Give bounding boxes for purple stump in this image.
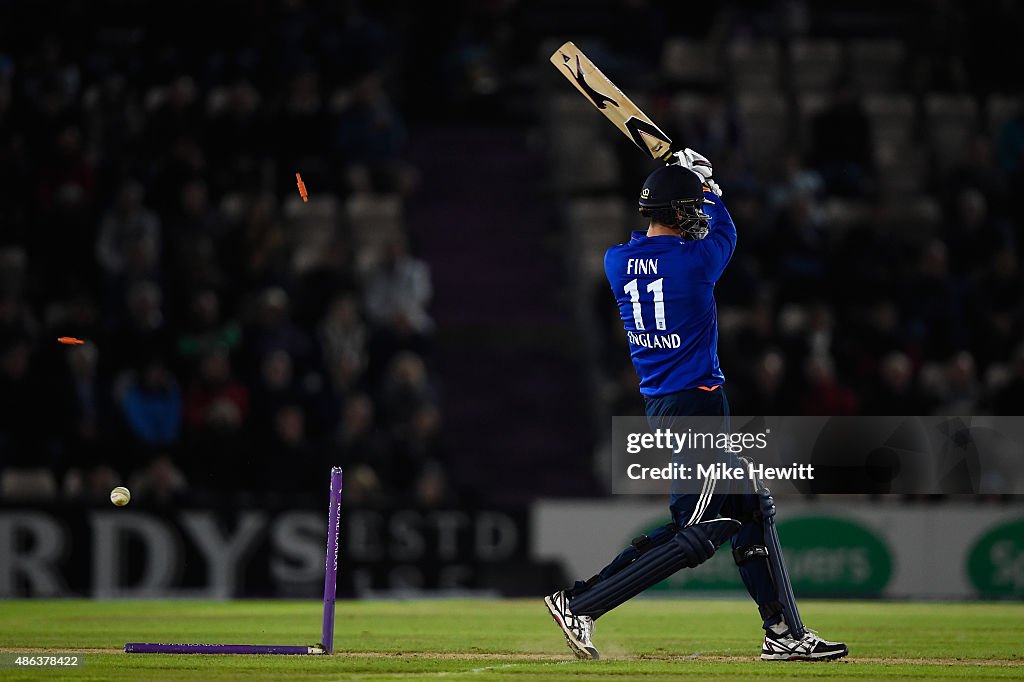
[321,466,343,654]
[124,643,324,655]
[125,467,344,657]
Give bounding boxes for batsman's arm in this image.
[699,191,737,280]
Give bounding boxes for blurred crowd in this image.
[575,3,1024,423]
[0,2,450,505]
[1,0,1023,505]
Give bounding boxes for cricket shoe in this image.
[761,624,848,661]
[544,590,599,660]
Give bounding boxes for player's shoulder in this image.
[605,240,630,256]
[604,237,642,265]
[604,239,634,278]
[604,236,635,257]
[607,235,688,257]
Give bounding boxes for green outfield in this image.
[1,599,1022,681]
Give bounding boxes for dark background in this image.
[1,0,1023,509]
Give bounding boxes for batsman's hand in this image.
[758,489,777,519]
[670,148,723,197]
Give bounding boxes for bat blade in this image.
[550,41,674,161]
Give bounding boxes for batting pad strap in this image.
[733,544,768,565]
[569,518,740,619]
[631,523,680,554]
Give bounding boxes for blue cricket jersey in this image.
[604,191,737,396]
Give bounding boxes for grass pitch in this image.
[1,599,1022,681]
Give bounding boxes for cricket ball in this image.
[110,486,131,506]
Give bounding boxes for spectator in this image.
[81,73,143,176]
[183,347,249,432]
[319,293,368,392]
[943,189,1015,276]
[251,348,301,424]
[742,349,798,415]
[332,392,393,485]
[109,280,172,370]
[732,296,778,365]
[850,299,912,378]
[146,76,202,163]
[901,240,968,361]
[259,404,320,496]
[772,192,828,300]
[393,403,445,494]
[378,351,436,431]
[413,460,456,507]
[293,239,359,329]
[176,289,242,361]
[166,180,227,294]
[96,180,161,278]
[938,351,981,414]
[0,2,454,503]
[864,351,933,415]
[226,193,289,291]
[765,152,824,211]
[183,378,250,496]
[333,71,417,195]
[129,453,188,505]
[363,237,433,335]
[244,287,314,370]
[116,356,182,453]
[342,463,387,507]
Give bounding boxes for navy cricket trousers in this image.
[642,385,735,526]
[582,385,781,627]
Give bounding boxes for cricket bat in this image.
[550,41,674,162]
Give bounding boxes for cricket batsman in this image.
[544,150,848,661]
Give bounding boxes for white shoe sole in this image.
[761,646,848,661]
[544,595,599,660]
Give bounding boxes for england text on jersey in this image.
[603,191,737,396]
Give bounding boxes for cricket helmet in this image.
[638,165,712,240]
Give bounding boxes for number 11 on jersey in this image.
[624,278,665,331]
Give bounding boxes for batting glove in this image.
[670,148,723,197]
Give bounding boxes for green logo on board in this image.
[632,515,892,596]
[776,517,892,596]
[967,519,1024,598]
